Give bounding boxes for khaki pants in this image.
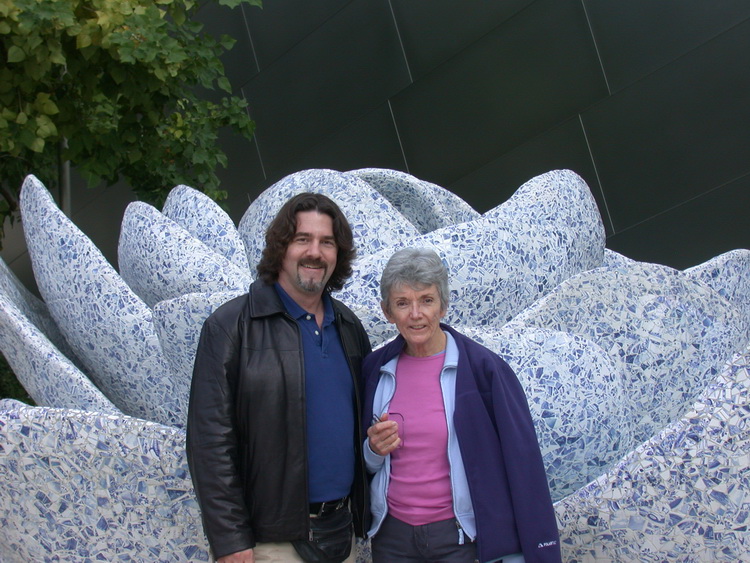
[253,538,356,562]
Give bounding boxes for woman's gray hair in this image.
[380,247,449,313]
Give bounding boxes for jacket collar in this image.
[380,330,458,376]
[375,322,458,366]
[247,279,286,318]
[246,278,355,326]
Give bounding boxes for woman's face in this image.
[382,283,446,357]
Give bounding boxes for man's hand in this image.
[367,412,401,455]
[218,548,254,562]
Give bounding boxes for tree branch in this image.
[0,183,19,213]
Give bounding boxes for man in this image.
[187,192,372,562]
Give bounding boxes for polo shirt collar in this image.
[274,282,334,325]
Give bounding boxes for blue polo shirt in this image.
[275,284,355,502]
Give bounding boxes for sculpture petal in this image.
[0,289,120,414]
[19,175,180,427]
[162,184,250,272]
[0,404,208,560]
[458,324,624,502]
[119,201,252,308]
[238,169,420,266]
[348,167,479,233]
[0,255,80,366]
[685,248,750,318]
[511,262,750,447]
[555,347,750,560]
[152,291,245,401]
[336,169,606,345]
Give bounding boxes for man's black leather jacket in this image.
[186,280,372,559]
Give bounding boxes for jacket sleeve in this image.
[353,312,373,363]
[488,355,562,563]
[186,316,254,559]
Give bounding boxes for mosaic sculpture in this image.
[0,169,748,562]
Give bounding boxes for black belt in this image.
[309,496,348,518]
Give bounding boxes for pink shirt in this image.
[386,351,454,525]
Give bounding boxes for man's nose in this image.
[306,239,322,257]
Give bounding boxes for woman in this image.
[363,248,561,563]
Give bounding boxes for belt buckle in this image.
[311,497,346,518]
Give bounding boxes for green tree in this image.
[0,0,260,246]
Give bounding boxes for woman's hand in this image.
[367,412,401,455]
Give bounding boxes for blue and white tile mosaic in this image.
[0,403,209,561]
[151,290,245,401]
[19,176,183,427]
[457,323,624,502]
[555,346,750,561]
[0,256,79,364]
[0,284,119,415]
[602,247,638,269]
[238,169,421,267]
[686,248,750,320]
[119,201,252,308]
[348,168,480,234]
[162,184,251,273]
[1,169,749,561]
[336,169,606,346]
[509,262,750,449]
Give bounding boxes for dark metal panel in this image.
[390,0,534,79]
[606,173,750,270]
[390,0,607,188]
[284,104,408,179]
[584,0,750,93]
[244,0,410,179]
[582,19,750,232]
[448,118,609,233]
[196,1,260,90]
[244,0,351,70]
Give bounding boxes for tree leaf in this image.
[29,137,44,152]
[35,115,58,138]
[76,31,92,49]
[217,76,231,93]
[34,93,60,115]
[0,0,262,246]
[7,45,25,63]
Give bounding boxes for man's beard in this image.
[296,261,328,293]
[296,274,326,294]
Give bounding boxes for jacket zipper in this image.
[284,311,311,540]
[336,309,368,535]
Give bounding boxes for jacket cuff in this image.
[363,439,386,473]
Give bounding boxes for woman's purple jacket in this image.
[361,324,562,563]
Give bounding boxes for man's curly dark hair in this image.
[256,192,356,292]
